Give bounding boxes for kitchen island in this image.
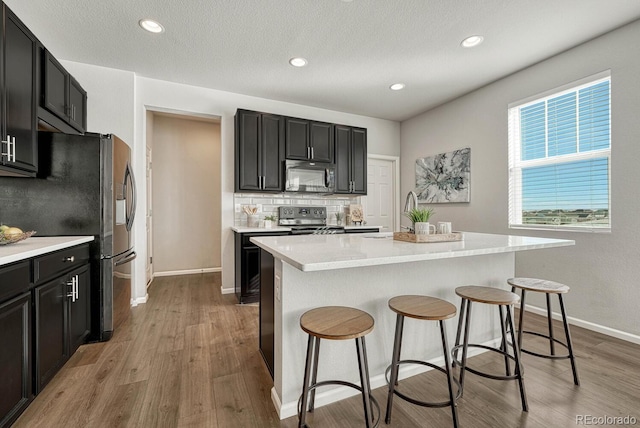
[250,231,574,419]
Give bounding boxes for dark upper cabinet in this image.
[285,117,333,163]
[0,261,32,428]
[0,5,37,177]
[334,125,367,195]
[235,109,284,192]
[42,50,86,133]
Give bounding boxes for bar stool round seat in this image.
[452,285,528,412]
[385,296,461,427]
[507,277,580,386]
[298,306,380,428]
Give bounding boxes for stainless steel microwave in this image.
[285,160,335,193]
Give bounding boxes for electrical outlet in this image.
[275,275,281,302]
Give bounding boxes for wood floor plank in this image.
[13,273,640,428]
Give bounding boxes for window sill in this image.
[509,224,611,234]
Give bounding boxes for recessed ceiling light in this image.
[461,35,484,48]
[139,19,164,34]
[389,83,405,91]
[289,57,308,67]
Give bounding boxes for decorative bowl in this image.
[0,231,36,245]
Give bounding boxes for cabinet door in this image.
[69,265,90,354]
[261,113,284,191]
[351,127,367,194]
[285,117,310,160]
[68,76,86,133]
[0,293,32,428]
[334,125,352,193]
[34,277,68,393]
[42,50,68,122]
[309,121,333,163]
[235,110,262,191]
[2,6,37,174]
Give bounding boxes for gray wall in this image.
[401,20,640,336]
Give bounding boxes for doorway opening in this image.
[145,109,222,286]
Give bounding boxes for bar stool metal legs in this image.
[508,277,580,386]
[385,296,461,427]
[452,286,528,412]
[298,306,380,428]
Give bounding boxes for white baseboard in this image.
[221,286,235,295]
[277,338,501,420]
[130,294,148,307]
[154,267,221,277]
[521,304,640,345]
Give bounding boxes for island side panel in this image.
[273,251,515,419]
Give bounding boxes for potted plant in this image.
[334,212,344,226]
[264,214,277,229]
[404,207,435,234]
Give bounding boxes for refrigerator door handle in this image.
[115,251,137,266]
[124,162,137,231]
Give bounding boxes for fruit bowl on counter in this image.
[0,225,36,245]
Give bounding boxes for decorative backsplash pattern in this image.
[234,193,360,226]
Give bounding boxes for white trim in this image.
[153,267,222,277]
[366,154,401,232]
[221,286,235,295]
[520,304,640,345]
[275,337,501,420]
[130,293,149,307]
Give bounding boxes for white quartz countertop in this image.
[0,236,95,267]
[250,231,575,272]
[231,225,382,233]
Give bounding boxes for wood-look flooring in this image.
[14,273,640,427]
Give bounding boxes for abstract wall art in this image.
[415,148,470,203]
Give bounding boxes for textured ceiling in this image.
[6,0,640,121]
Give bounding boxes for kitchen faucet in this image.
[404,190,418,213]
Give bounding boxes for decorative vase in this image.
[264,220,273,229]
[247,214,259,228]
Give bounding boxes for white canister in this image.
[437,222,452,234]
[414,222,436,235]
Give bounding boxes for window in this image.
[508,73,611,231]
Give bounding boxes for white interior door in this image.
[362,156,398,232]
[146,145,153,287]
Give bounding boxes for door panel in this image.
[261,114,284,191]
[69,266,91,354]
[43,51,68,121]
[309,121,333,163]
[236,110,261,191]
[362,158,395,232]
[285,117,309,160]
[334,125,352,193]
[351,128,367,194]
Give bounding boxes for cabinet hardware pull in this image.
[307,146,310,159]
[311,147,314,159]
[1,137,9,160]
[67,276,77,302]
[10,136,16,162]
[74,275,79,300]
[64,255,75,262]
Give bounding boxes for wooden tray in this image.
[393,231,463,243]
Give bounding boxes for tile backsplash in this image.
[234,193,361,226]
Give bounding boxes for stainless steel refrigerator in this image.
[0,131,137,341]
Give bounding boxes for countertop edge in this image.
[0,236,95,267]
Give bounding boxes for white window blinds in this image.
[508,74,611,231]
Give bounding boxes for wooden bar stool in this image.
[452,285,528,412]
[385,296,461,427]
[507,277,580,386]
[298,306,380,428]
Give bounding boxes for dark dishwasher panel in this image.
[234,230,289,304]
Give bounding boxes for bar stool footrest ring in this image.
[516,330,573,360]
[385,359,462,408]
[297,380,381,428]
[451,344,521,381]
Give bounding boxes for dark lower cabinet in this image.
[0,292,32,428]
[34,261,90,394]
[259,249,275,378]
[34,277,68,393]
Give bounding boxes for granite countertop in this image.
[250,231,575,272]
[0,236,95,267]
